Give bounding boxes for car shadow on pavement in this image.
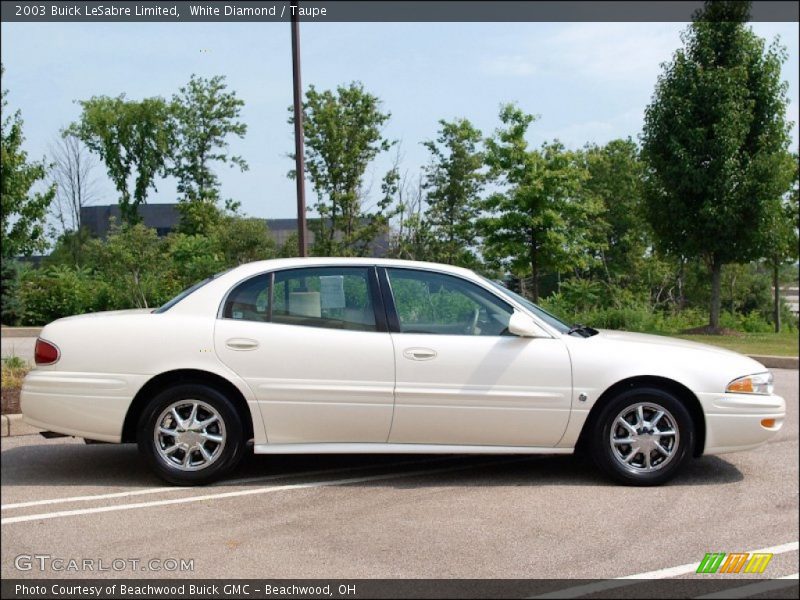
[1,439,743,488]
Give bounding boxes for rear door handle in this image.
[226,338,259,351]
[403,347,437,361]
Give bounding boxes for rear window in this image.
[154,271,227,313]
[222,267,377,332]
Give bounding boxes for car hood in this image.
[594,329,744,358]
[563,328,768,394]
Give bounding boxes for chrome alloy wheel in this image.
[609,402,680,473]
[154,400,226,471]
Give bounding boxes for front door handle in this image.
[403,347,437,361]
[226,338,259,351]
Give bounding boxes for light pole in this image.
[290,1,308,257]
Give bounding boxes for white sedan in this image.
[21,258,785,486]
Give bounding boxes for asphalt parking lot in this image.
[1,370,797,585]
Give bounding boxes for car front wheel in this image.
[137,384,245,485]
[590,387,695,486]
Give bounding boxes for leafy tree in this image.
[289,82,396,256]
[276,231,300,258]
[641,1,794,331]
[422,118,484,266]
[762,154,799,331]
[68,95,172,224]
[581,139,649,291]
[481,104,594,301]
[210,214,276,266]
[84,222,167,308]
[170,75,248,234]
[1,65,56,259]
[165,232,225,289]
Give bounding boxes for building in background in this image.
[80,204,389,257]
[781,286,799,317]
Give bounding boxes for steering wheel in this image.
[469,307,480,335]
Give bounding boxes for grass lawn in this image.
[673,330,799,356]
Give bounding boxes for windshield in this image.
[153,270,228,314]
[482,278,572,334]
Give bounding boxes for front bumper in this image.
[699,392,786,455]
[20,371,143,443]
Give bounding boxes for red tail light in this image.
[34,338,60,365]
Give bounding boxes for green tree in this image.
[641,1,794,331]
[481,104,593,301]
[289,82,395,256]
[84,223,167,308]
[762,154,799,332]
[210,214,276,266]
[422,118,484,266]
[170,74,248,234]
[1,66,55,259]
[581,139,649,290]
[68,95,172,224]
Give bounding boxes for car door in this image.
[214,265,395,444]
[383,267,572,447]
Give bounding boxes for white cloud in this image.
[542,23,683,84]
[539,107,645,148]
[480,54,537,77]
[474,23,683,86]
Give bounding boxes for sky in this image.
[1,20,798,220]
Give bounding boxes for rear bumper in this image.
[20,371,142,443]
[699,392,786,455]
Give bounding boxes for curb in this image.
[0,414,42,438]
[748,355,799,370]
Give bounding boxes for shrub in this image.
[1,355,30,388]
[719,310,774,333]
[17,265,100,325]
[166,233,226,289]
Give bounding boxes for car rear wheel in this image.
[590,387,694,486]
[137,384,245,485]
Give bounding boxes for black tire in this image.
[137,383,246,485]
[590,387,695,486]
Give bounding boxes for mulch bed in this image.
[1,387,21,415]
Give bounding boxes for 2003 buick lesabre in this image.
[21,258,785,486]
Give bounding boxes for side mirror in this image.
[508,310,546,338]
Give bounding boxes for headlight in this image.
[726,372,774,395]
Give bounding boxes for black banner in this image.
[1,1,798,23]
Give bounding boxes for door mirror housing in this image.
[508,310,547,338]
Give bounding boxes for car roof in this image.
[224,257,478,279]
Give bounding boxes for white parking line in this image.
[694,573,799,599]
[1,486,182,510]
[1,456,457,511]
[619,541,799,579]
[531,541,799,598]
[1,457,529,525]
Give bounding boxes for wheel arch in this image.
[122,369,255,443]
[576,375,706,457]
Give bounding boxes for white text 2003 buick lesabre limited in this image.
[21,258,785,486]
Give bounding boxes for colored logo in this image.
[697,552,773,574]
